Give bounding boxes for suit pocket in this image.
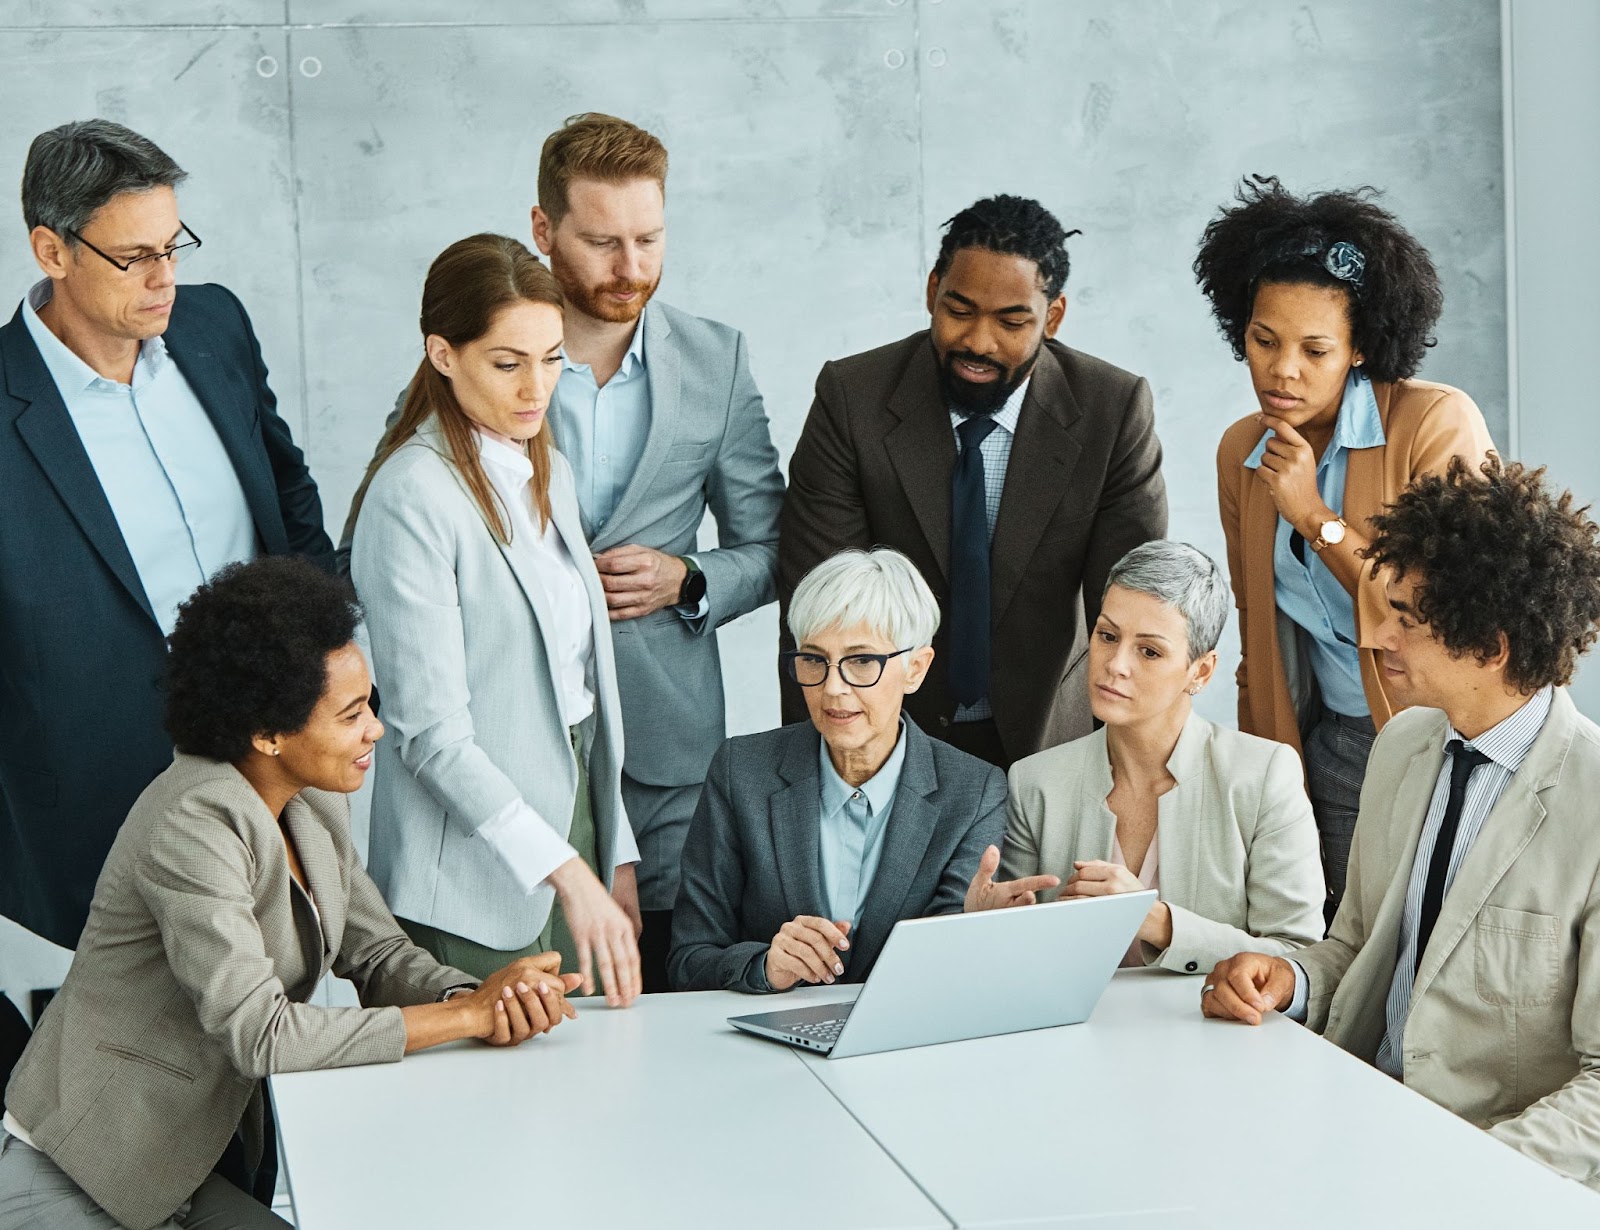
[95,1042,196,1082]
[663,440,713,467]
[1475,905,1561,1007]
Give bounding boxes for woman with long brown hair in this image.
[349,233,642,1006]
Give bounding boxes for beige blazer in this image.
[1298,691,1600,1191]
[1216,379,1495,754]
[3,754,473,1230]
[1002,712,1324,973]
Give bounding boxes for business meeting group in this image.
[1,111,1599,1229]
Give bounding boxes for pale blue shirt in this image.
[1244,371,1385,717]
[817,721,909,927]
[21,281,258,635]
[948,377,1030,722]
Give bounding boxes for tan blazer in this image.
[1216,379,1495,753]
[4,754,473,1230]
[1002,713,1324,974]
[1298,691,1600,1191]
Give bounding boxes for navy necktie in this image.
[948,414,999,708]
[1414,739,1491,974]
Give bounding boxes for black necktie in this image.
[1414,740,1492,974]
[948,415,999,708]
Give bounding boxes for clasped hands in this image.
[462,952,583,1047]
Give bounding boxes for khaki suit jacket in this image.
[4,754,472,1230]
[780,333,1166,764]
[1002,712,1324,973]
[1216,379,1494,753]
[1297,691,1600,1191]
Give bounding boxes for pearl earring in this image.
[271,748,280,757]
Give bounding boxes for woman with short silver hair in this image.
[669,547,1006,992]
[967,540,1326,973]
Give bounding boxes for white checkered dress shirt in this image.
[947,377,1029,721]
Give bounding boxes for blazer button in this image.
[1184,961,1198,972]
[938,716,950,727]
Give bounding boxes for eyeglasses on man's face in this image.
[68,222,202,273]
[782,647,913,688]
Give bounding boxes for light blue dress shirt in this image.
[1244,371,1385,717]
[947,376,1030,722]
[549,313,650,537]
[21,281,258,635]
[817,720,909,927]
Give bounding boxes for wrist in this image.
[1298,505,1338,543]
[546,855,587,897]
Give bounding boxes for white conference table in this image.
[273,971,1600,1229]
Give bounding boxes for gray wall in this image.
[0,1,1508,986]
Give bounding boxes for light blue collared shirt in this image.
[817,721,909,927]
[1244,371,1385,717]
[549,314,650,538]
[948,377,1030,723]
[21,281,258,635]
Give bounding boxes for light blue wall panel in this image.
[0,1,283,26]
[288,0,895,24]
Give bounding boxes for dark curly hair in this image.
[933,194,1080,300]
[1193,175,1443,383]
[164,556,363,762]
[1366,457,1600,693]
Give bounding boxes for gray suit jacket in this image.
[4,754,470,1230]
[1297,691,1600,1191]
[668,718,1007,992]
[351,422,638,950]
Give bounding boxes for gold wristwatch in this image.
[1310,516,1348,554]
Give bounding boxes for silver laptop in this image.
[728,889,1156,1059]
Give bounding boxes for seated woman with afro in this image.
[0,557,582,1230]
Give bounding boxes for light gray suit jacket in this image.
[1297,691,1600,1191]
[340,301,783,908]
[351,422,638,950]
[3,754,471,1230]
[668,718,1007,992]
[1003,713,1325,974]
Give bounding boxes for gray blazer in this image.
[1003,713,1325,974]
[668,718,1007,992]
[351,422,638,951]
[3,754,470,1230]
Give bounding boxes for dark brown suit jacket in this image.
[779,332,1167,765]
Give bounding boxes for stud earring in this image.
[271,748,280,757]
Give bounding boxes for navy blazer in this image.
[0,282,332,948]
[668,717,1006,993]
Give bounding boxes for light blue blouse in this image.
[1244,372,1385,717]
[817,721,908,927]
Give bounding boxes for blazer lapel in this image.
[883,339,956,581]
[990,351,1083,625]
[1412,694,1575,1000]
[769,727,826,921]
[1157,715,1210,902]
[163,302,286,555]
[282,796,343,961]
[3,311,158,627]
[590,304,676,550]
[850,724,941,972]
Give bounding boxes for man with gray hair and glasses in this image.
[0,120,332,956]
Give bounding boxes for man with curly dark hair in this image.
[1199,175,1496,916]
[1203,458,1600,1192]
[780,194,1167,768]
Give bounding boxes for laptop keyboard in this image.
[785,1016,848,1047]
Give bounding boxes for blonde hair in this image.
[537,112,667,226]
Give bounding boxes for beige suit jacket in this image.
[4,754,473,1230]
[1297,690,1600,1190]
[1002,712,1324,973]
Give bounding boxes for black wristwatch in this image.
[677,555,707,607]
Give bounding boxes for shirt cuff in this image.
[477,798,578,895]
[1286,960,1310,1022]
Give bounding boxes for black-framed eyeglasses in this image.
[68,221,202,273]
[782,647,913,688]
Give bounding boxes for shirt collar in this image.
[475,428,534,483]
[947,374,1030,436]
[1243,371,1386,469]
[21,278,171,393]
[1444,685,1554,774]
[819,718,908,822]
[560,310,647,378]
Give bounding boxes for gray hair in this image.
[1103,540,1230,661]
[21,119,186,239]
[788,547,940,651]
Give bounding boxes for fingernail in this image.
[516,982,530,994]
[834,962,844,975]
[824,975,834,984]
[502,986,513,999]
[537,982,551,994]
[839,940,850,949]
[496,1000,505,1012]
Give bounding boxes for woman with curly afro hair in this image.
[0,557,581,1230]
[1196,176,1495,915]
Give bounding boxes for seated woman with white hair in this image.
[668,547,1006,992]
[967,540,1325,972]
